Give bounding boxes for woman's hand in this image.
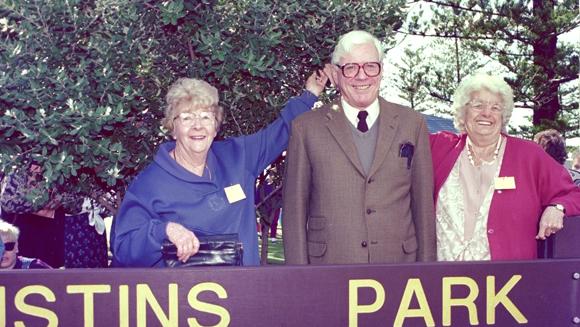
[535,206,564,240]
[305,69,329,97]
[166,222,200,262]
[323,63,337,88]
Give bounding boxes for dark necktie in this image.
[357,110,369,133]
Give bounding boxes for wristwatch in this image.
[549,203,566,214]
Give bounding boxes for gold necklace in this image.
[466,136,502,167]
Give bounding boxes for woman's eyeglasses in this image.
[174,112,215,127]
[468,100,504,113]
[3,242,16,251]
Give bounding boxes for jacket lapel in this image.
[368,98,398,177]
[324,100,366,177]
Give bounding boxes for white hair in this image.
[452,73,514,132]
[0,220,19,242]
[331,30,384,64]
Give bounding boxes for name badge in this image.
[224,184,246,204]
[494,176,516,190]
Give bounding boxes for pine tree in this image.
[403,0,579,135]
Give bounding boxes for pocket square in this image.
[399,142,414,169]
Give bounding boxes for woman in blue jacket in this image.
[112,72,327,267]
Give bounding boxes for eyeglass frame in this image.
[467,100,504,113]
[336,62,382,78]
[173,111,216,127]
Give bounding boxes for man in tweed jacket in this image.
[283,30,436,264]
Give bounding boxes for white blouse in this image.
[436,137,506,261]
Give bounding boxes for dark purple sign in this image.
[1,259,579,326]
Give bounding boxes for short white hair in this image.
[331,30,384,64]
[452,73,514,132]
[0,220,19,242]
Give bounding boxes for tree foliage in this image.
[402,0,579,137]
[390,47,430,112]
[0,0,406,213]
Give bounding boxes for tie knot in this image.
[357,110,368,120]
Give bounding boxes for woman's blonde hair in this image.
[161,78,225,131]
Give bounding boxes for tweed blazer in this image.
[283,97,436,265]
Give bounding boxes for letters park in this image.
[1,259,579,326]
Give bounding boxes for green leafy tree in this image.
[0,0,406,213]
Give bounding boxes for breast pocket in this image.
[397,141,415,170]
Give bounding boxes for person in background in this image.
[572,149,580,170]
[534,129,580,186]
[1,163,108,268]
[0,220,52,269]
[255,167,282,242]
[283,30,435,265]
[112,72,328,267]
[533,129,567,165]
[430,73,580,261]
[569,148,580,187]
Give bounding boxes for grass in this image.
[257,233,285,265]
[266,236,285,264]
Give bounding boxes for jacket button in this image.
[366,209,372,214]
[368,178,374,184]
[361,241,368,247]
[488,229,494,234]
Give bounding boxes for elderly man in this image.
[283,30,436,265]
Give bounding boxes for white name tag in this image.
[224,184,246,204]
[494,176,516,190]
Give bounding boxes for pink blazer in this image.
[430,132,580,260]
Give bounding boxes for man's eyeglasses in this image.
[337,62,381,78]
[468,100,504,113]
[173,112,215,127]
[3,242,16,251]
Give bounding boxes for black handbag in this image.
[161,234,243,267]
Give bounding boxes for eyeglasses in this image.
[468,100,504,113]
[3,242,16,251]
[337,62,381,78]
[173,112,215,127]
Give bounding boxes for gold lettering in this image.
[14,285,58,327]
[119,285,129,327]
[394,278,434,327]
[348,279,385,327]
[136,283,178,327]
[66,284,111,327]
[0,286,5,326]
[486,275,527,324]
[442,277,479,326]
[187,282,230,327]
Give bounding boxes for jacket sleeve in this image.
[411,118,436,261]
[242,91,317,176]
[282,120,311,264]
[111,188,169,267]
